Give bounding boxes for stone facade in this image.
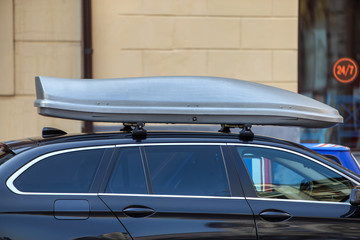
[0,0,82,141]
[92,0,298,91]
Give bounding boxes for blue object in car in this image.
[303,143,360,175]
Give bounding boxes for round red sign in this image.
[333,57,359,83]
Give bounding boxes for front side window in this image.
[145,145,231,197]
[238,146,354,202]
[13,148,104,193]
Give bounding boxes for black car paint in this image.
[1,132,360,239]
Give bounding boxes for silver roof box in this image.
[34,76,343,128]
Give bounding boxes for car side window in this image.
[13,148,104,193]
[145,145,231,197]
[106,147,147,194]
[238,146,354,202]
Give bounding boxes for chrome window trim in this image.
[246,197,350,205]
[99,193,245,200]
[6,145,115,195]
[115,143,227,148]
[227,143,360,185]
[8,142,358,200]
[7,143,229,196]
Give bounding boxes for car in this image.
[303,143,360,175]
[1,76,360,240]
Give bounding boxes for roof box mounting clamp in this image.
[132,122,147,140]
[239,124,254,141]
[218,124,231,133]
[120,123,134,132]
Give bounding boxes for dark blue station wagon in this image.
[1,130,360,240]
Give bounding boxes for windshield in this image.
[0,144,15,166]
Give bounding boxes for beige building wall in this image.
[0,0,299,140]
[92,0,298,92]
[0,0,82,141]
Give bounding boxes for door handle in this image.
[259,210,292,222]
[123,206,155,218]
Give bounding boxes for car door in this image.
[230,143,360,240]
[99,143,257,240]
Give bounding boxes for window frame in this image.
[228,143,360,203]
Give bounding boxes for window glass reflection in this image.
[299,0,360,150]
[239,146,353,202]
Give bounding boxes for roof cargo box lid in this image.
[34,76,343,128]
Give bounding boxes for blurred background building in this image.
[299,0,360,150]
[0,0,358,151]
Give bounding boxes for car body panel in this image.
[246,199,360,240]
[99,194,257,240]
[0,195,131,240]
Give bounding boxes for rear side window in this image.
[13,148,104,193]
[145,145,231,197]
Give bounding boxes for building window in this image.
[299,0,360,150]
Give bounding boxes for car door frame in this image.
[98,142,258,240]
